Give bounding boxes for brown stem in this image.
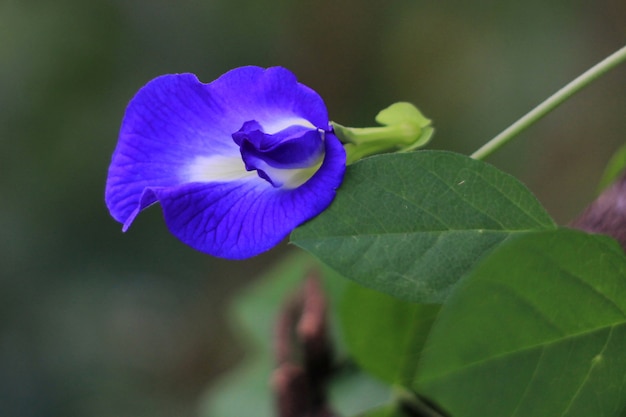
[273,271,338,417]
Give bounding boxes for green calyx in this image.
[332,102,434,165]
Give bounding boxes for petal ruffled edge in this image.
[207,66,330,131]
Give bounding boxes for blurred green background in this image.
[1,0,624,416]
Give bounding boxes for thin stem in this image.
[393,387,449,417]
[471,45,626,160]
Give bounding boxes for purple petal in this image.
[208,66,330,131]
[234,123,324,169]
[106,66,329,225]
[145,133,345,259]
[105,73,240,225]
[105,66,345,259]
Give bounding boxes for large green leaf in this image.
[415,229,626,417]
[291,151,555,303]
[340,282,440,385]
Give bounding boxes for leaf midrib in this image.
[295,228,547,241]
[418,320,626,384]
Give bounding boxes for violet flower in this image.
[105,66,345,259]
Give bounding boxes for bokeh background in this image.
[1,0,625,416]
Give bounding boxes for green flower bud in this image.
[332,102,434,164]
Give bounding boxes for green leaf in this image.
[330,369,393,417]
[291,151,556,303]
[340,282,440,385]
[415,229,626,417]
[598,143,626,191]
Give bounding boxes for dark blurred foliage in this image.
[0,0,624,416]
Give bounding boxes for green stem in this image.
[332,122,422,147]
[393,387,447,417]
[471,45,626,161]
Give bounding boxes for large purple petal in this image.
[106,66,330,228]
[105,73,237,225]
[148,133,345,259]
[207,66,330,131]
[105,66,345,259]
